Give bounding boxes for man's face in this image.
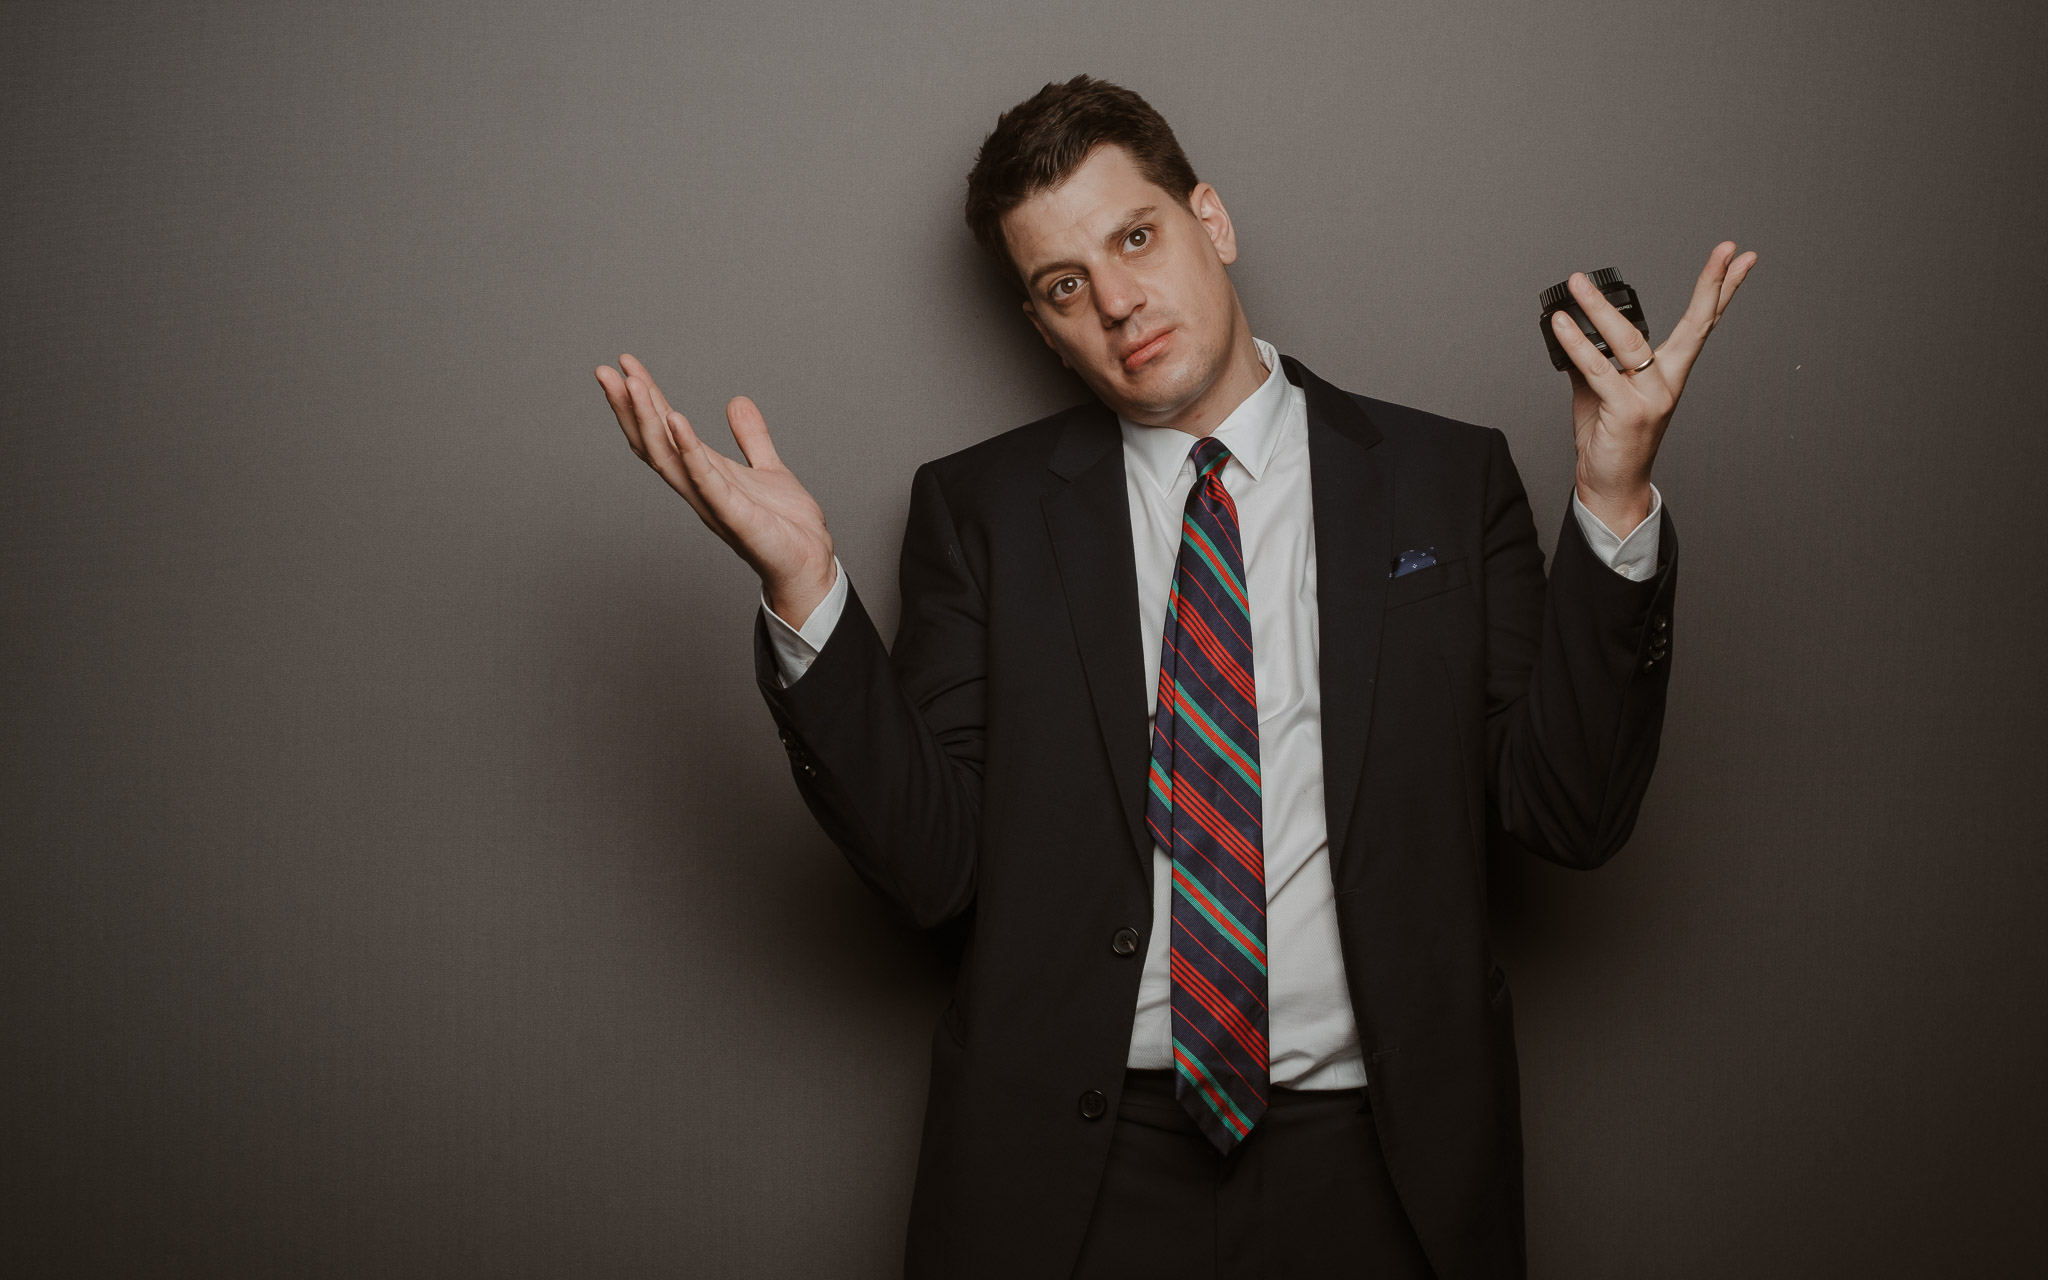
[1001,144,1246,427]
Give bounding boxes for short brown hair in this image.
[964,75,1200,285]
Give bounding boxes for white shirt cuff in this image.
[760,558,847,687]
[1571,485,1663,582]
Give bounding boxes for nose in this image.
[1092,261,1144,327]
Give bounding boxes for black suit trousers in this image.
[1072,1071,1435,1279]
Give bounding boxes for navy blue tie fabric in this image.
[1144,436,1269,1153]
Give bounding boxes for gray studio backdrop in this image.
[4,1,2043,1275]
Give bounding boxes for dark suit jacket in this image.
[755,356,1677,1279]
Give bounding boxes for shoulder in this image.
[1350,392,1504,465]
[924,402,1090,476]
[908,400,1101,517]
[1316,381,1523,512]
[1280,354,1507,471]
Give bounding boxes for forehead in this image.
[1000,144,1177,278]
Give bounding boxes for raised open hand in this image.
[1552,241,1758,534]
[596,354,837,624]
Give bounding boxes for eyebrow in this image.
[1025,204,1160,293]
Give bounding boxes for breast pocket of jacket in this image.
[1385,555,1471,610]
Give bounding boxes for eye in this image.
[1050,276,1082,300]
[1125,227,1150,250]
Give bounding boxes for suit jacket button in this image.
[1652,614,1670,633]
[1079,1090,1108,1120]
[1111,927,1140,957]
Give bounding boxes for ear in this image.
[1020,299,1073,369]
[1188,182,1238,267]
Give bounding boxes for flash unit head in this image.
[1540,267,1649,371]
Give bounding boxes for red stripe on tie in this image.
[1167,685,1260,786]
[1178,1014,1262,1103]
[1203,475,1241,529]
[1180,572,1253,651]
[1173,1028,1260,1116]
[1179,1018,1267,1119]
[1172,1044,1251,1136]
[1173,785,1263,879]
[1171,949,1269,1061]
[1207,495,1245,561]
[1182,521,1250,616]
[1172,640,1258,740]
[1175,751,1261,829]
[1179,608,1255,703]
[1167,826,1264,921]
[1183,925,1269,1009]
[1170,866,1269,969]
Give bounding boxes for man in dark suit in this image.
[597,76,1754,1279]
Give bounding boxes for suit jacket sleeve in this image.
[754,462,986,927]
[1481,428,1678,869]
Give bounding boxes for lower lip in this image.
[1122,331,1172,373]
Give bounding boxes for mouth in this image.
[1119,328,1174,374]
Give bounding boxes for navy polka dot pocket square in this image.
[1390,547,1437,578]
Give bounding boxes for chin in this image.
[1114,351,1213,422]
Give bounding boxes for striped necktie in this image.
[1145,436,1268,1154]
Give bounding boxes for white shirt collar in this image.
[1120,337,1291,495]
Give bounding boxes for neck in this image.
[1143,313,1268,439]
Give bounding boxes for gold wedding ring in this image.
[1626,353,1657,374]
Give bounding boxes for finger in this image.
[1715,250,1758,317]
[596,365,650,458]
[724,395,784,469]
[624,374,674,465]
[626,375,719,518]
[1568,272,1654,372]
[617,353,677,423]
[639,406,725,527]
[1552,308,1623,390]
[666,409,757,530]
[1660,242,1739,365]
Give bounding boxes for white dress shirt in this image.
[761,340,1661,1089]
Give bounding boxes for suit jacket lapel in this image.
[1284,356,1392,870]
[1041,403,1154,878]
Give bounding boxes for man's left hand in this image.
[1555,241,1758,534]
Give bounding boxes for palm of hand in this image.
[1569,361,1668,502]
[712,457,832,584]
[595,354,837,618]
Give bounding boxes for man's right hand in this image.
[596,354,838,627]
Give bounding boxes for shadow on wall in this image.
[532,540,961,1028]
